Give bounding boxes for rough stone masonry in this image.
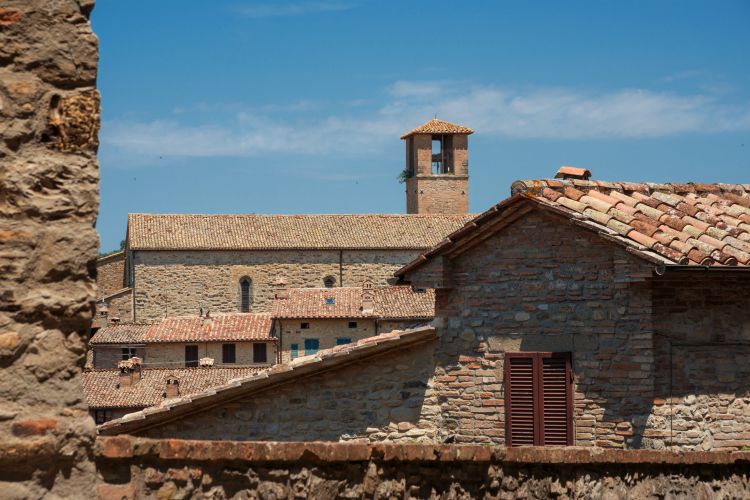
[0,0,99,497]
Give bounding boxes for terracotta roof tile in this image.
[272,286,435,320]
[81,367,265,409]
[128,214,474,251]
[90,324,149,345]
[399,119,474,139]
[145,313,274,343]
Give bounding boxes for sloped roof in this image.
[400,119,474,139]
[98,325,436,434]
[396,179,750,277]
[90,314,275,345]
[145,313,275,343]
[271,286,435,319]
[127,213,474,251]
[82,367,265,409]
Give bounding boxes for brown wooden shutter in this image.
[505,352,573,446]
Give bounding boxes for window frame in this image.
[222,343,236,364]
[121,346,136,360]
[290,343,298,359]
[348,321,357,329]
[336,338,352,345]
[304,338,319,356]
[300,322,310,330]
[504,352,573,447]
[253,342,268,363]
[240,277,252,312]
[94,409,113,425]
[185,344,199,368]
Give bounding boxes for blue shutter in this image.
[336,338,352,345]
[304,338,319,355]
[290,344,298,359]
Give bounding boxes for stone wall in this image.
[95,437,750,499]
[147,341,276,368]
[650,273,750,451]
[132,249,418,321]
[141,340,440,441]
[93,345,146,369]
[0,0,99,496]
[277,318,376,362]
[96,251,125,298]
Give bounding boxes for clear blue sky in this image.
[93,1,750,252]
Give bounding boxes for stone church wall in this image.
[132,249,419,321]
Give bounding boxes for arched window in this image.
[323,276,336,288]
[240,277,252,312]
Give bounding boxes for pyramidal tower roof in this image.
[400,118,474,139]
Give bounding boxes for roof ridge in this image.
[512,179,750,195]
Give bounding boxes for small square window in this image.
[325,297,335,305]
[301,322,310,329]
[348,321,357,328]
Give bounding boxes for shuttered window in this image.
[504,352,573,446]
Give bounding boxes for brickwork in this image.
[132,249,418,321]
[94,437,750,499]
[649,274,750,450]
[96,251,126,298]
[141,340,440,441]
[406,132,469,214]
[277,318,376,363]
[0,0,100,496]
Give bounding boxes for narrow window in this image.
[304,338,319,356]
[185,345,199,368]
[94,409,113,425]
[222,343,236,364]
[504,352,573,446]
[121,347,136,360]
[336,338,352,345]
[253,343,267,363]
[240,277,252,312]
[348,321,357,329]
[324,276,336,288]
[300,322,310,330]
[290,343,298,359]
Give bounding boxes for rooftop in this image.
[397,175,750,276]
[272,286,435,319]
[127,213,474,251]
[400,118,474,139]
[82,367,266,409]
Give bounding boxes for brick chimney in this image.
[555,166,591,180]
[165,377,179,398]
[361,279,375,314]
[273,277,288,299]
[130,356,143,383]
[118,360,133,388]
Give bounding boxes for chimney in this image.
[165,377,179,398]
[273,277,288,299]
[110,317,120,325]
[555,166,591,180]
[361,279,375,314]
[130,356,143,383]
[99,300,109,327]
[199,357,214,368]
[118,360,133,388]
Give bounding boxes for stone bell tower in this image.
[401,118,473,214]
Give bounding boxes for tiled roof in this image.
[98,325,436,434]
[90,324,150,345]
[145,313,275,343]
[90,314,275,345]
[127,213,474,251]
[396,179,750,277]
[272,286,435,319]
[400,119,474,139]
[82,367,265,409]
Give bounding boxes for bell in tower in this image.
[401,118,473,215]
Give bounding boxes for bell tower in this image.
[401,118,473,214]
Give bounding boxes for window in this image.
[325,297,335,305]
[185,345,199,368]
[323,276,336,288]
[121,347,136,360]
[94,409,113,424]
[336,338,352,345]
[253,343,267,363]
[300,322,310,329]
[240,277,252,312]
[290,343,298,359]
[304,338,319,356]
[348,321,357,329]
[504,352,573,446]
[222,343,236,364]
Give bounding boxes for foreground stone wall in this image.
[650,273,750,451]
[133,249,418,320]
[0,0,99,496]
[95,437,750,499]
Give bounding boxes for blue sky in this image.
[93,1,750,251]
